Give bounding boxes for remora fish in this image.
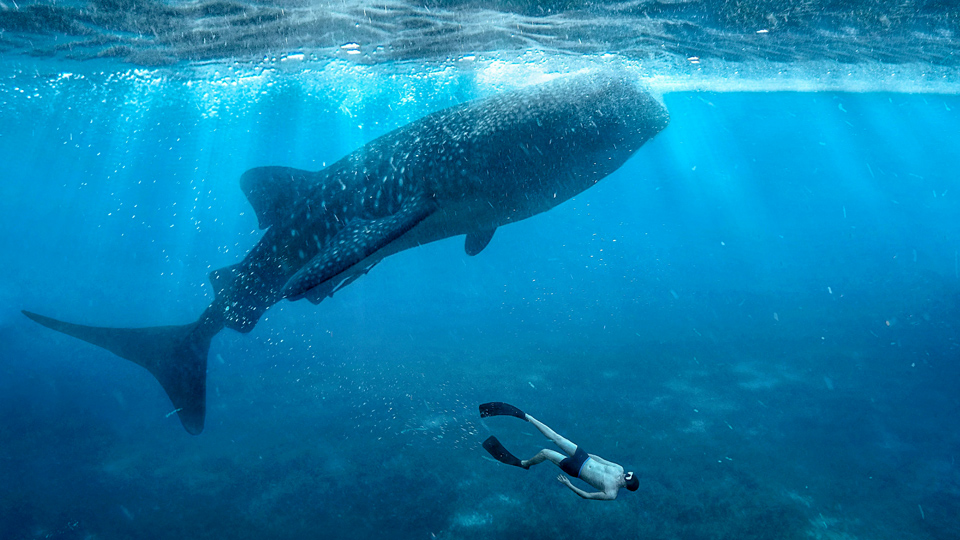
[23,72,669,434]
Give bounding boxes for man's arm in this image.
[557,476,617,500]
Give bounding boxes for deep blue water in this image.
[1,61,960,540]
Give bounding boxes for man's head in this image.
[623,472,639,491]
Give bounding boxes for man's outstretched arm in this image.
[557,476,616,500]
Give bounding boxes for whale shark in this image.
[23,72,669,434]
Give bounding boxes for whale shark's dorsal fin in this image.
[465,228,496,256]
[240,166,316,229]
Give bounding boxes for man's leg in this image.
[525,415,578,456]
[522,448,565,469]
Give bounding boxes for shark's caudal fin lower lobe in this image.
[21,310,215,435]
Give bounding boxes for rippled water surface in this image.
[1,0,959,90]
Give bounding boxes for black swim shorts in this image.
[559,446,590,478]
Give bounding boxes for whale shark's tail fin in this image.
[21,310,215,435]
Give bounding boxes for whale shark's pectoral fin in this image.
[465,228,496,256]
[301,262,378,305]
[282,198,436,299]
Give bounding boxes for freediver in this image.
[479,402,639,501]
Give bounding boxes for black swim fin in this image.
[482,436,528,469]
[479,401,527,420]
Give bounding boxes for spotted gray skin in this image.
[22,72,670,434]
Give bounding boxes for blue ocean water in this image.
[2,35,960,540]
